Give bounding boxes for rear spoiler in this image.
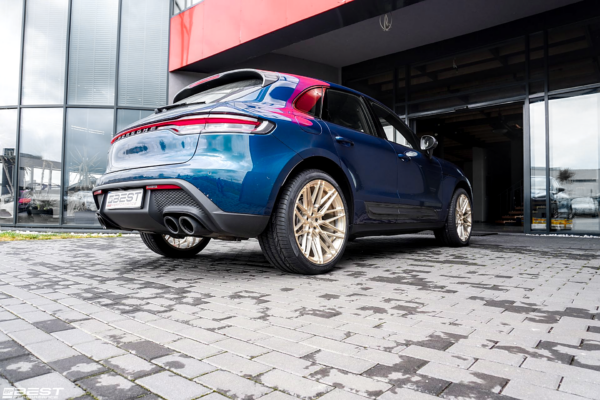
[172,69,280,104]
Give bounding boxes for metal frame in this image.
[0,0,170,230]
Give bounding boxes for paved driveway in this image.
[0,233,599,400]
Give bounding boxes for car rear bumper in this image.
[92,179,269,238]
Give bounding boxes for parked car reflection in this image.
[572,197,599,217]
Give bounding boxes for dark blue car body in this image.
[93,69,471,240]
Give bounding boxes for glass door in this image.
[548,90,600,233]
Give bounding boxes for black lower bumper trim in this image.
[92,179,269,238]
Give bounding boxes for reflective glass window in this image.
[64,109,113,225]
[116,109,154,133]
[529,100,547,231]
[119,0,169,107]
[548,91,600,233]
[18,109,64,224]
[0,110,18,224]
[370,102,414,148]
[68,0,119,105]
[21,0,69,105]
[549,19,600,92]
[322,90,372,135]
[408,38,526,115]
[0,0,24,106]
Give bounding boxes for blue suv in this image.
[93,69,473,274]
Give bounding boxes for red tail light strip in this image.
[93,190,103,195]
[111,115,260,144]
[146,185,182,190]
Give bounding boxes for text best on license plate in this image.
[106,189,144,210]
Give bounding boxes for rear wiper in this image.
[155,101,206,113]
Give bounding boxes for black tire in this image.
[434,188,472,247]
[259,169,349,275]
[140,233,210,258]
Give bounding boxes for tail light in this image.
[111,114,275,144]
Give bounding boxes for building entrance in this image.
[415,102,524,232]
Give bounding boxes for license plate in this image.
[105,189,144,210]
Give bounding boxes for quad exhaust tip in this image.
[163,216,180,235]
[179,216,203,236]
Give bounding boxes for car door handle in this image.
[398,151,418,161]
[335,136,354,146]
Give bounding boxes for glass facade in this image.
[344,9,600,235]
[0,0,170,229]
[0,110,18,224]
[0,1,24,106]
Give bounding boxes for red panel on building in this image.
[169,0,353,71]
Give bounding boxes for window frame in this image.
[321,88,378,137]
[367,100,419,149]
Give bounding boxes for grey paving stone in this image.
[167,338,222,359]
[121,340,174,361]
[205,352,271,377]
[51,328,96,346]
[559,377,600,400]
[197,370,273,399]
[153,353,216,379]
[309,367,391,398]
[469,359,561,389]
[78,372,149,400]
[15,372,85,399]
[0,355,52,382]
[212,338,270,358]
[102,354,162,380]
[257,336,318,358]
[304,350,376,374]
[258,368,332,399]
[502,380,584,400]
[137,371,211,400]
[0,340,29,361]
[33,319,73,333]
[254,351,321,377]
[440,383,518,400]
[25,339,80,362]
[0,319,34,333]
[317,388,370,400]
[74,340,127,361]
[49,354,107,381]
[418,362,507,393]
[400,346,475,369]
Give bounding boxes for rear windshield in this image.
[176,79,263,105]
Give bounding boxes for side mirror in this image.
[420,135,438,159]
[557,187,565,193]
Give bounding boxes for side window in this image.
[370,102,414,148]
[295,87,324,116]
[322,90,373,135]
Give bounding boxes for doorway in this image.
[414,102,524,232]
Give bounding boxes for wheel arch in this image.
[455,179,473,201]
[278,156,355,225]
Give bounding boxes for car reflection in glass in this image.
[572,197,599,217]
[531,176,573,219]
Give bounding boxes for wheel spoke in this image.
[320,214,345,225]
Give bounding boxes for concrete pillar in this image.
[472,147,487,222]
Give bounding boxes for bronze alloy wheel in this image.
[293,179,347,264]
[455,194,472,241]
